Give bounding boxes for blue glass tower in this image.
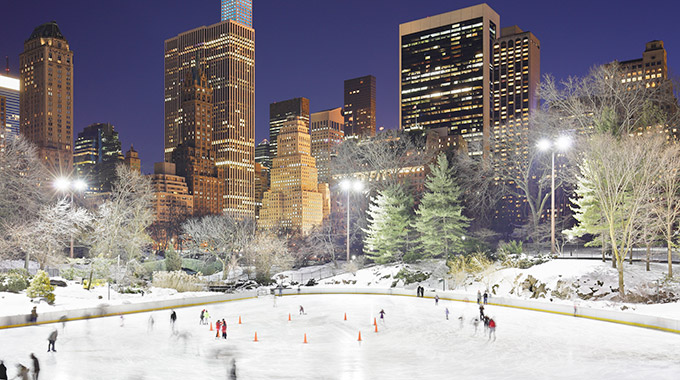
[0,75,20,141]
[221,0,252,27]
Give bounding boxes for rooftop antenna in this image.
[4,56,9,75]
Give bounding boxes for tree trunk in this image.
[611,251,616,268]
[646,244,651,272]
[617,258,625,299]
[601,241,606,262]
[668,239,673,278]
[629,247,633,265]
[24,252,30,270]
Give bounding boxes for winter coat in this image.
[216,321,222,330]
[170,312,177,322]
[31,356,39,372]
[0,363,7,380]
[48,330,58,342]
[222,322,227,332]
[489,319,496,328]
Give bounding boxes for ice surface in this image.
[1,294,678,379]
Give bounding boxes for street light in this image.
[54,177,88,258]
[340,178,364,262]
[537,136,572,255]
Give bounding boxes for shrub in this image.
[152,270,203,292]
[0,269,30,293]
[502,253,551,269]
[394,268,431,285]
[60,266,88,281]
[496,240,523,261]
[165,246,182,272]
[26,270,56,304]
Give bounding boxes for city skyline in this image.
[2,0,680,173]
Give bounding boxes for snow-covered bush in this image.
[0,269,30,293]
[394,268,431,285]
[502,253,550,269]
[26,270,55,304]
[165,246,182,272]
[152,270,203,292]
[497,240,523,260]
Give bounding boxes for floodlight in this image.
[536,139,552,152]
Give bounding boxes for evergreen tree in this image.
[26,270,55,304]
[413,154,469,260]
[165,245,183,272]
[363,185,413,264]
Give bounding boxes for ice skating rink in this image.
[1,294,678,379]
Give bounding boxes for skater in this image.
[221,319,227,339]
[479,304,485,319]
[299,305,305,315]
[483,316,490,333]
[30,354,39,380]
[434,295,439,305]
[204,310,210,324]
[488,317,496,341]
[59,315,67,331]
[170,310,177,331]
[477,290,481,304]
[29,307,38,324]
[230,358,237,380]
[483,291,488,305]
[445,307,449,320]
[215,319,222,338]
[200,310,205,325]
[379,309,386,321]
[458,315,465,330]
[147,315,155,332]
[119,314,124,327]
[47,329,58,352]
[472,317,480,335]
[0,360,6,380]
[16,365,29,380]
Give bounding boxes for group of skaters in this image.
[477,292,496,341]
[0,354,38,380]
[198,309,229,340]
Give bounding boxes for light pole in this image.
[340,178,364,262]
[537,136,571,255]
[54,177,87,258]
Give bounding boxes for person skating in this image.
[299,305,305,315]
[215,320,222,339]
[434,295,439,305]
[472,317,480,335]
[30,354,39,380]
[16,364,29,380]
[29,307,38,324]
[477,290,481,304]
[483,316,490,333]
[488,317,496,341]
[479,304,485,320]
[230,358,237,380]
[47,329,58,352]
[170,310,177,332]
[0,360,7,380]
[203,310,210,324]
[379,309,386,322]
[458,315,464,330]
[221,319,227,340]
[445,307,449,320]
[200,310,205,325]
[483,291,488,305]
[147,315,155,332]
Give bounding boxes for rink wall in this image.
[0,291,258,330]
[282,287,680,334]
[2,287,679,334]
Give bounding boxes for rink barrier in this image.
[279,287,680,334]
[2,287,679,334]
[0,291,258,330]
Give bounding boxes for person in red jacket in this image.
[488,318,496,341]
[221,319,227,339]
[215,320,222,339]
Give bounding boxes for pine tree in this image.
[363,185,413,264]
[413,154,469,260]
[165,245,183,272]
[26,270,56,304]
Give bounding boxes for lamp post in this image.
[340,178,364,262]
[54,177,87,258]
[537,136,571,255]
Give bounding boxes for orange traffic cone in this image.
[303,333,308,344]
[210,322,213,331]
[374,323,378,333]
[239,316,242,324]
[288,313,291,321]
[253,332,258,342]
[357,331,362,341]
[344,313,347,321]
[373,317,377,326]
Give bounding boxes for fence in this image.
[0,267,60,277]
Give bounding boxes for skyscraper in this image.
[171,68,223,216]
[165,19,255,218]
[0,75,20,141]
[269,97,309,160]
[148,162,194,228]
[343,75,376,138]
[221,0,252,28]
[259,118,324,233]
[399,5,499,157]
[73,123,123,192]
[20,21,74,171]
[311,107,344,182]
[255,138,271,169]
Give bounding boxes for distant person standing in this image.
[221,319,227,340]
[47,329,58,352]
[170,310,177,332]
[434,295,439,305]
[215,320,222,339]
[379,309,386,322]
[488,318,496,341]
[445,307,450,320]
[30,354,39,380]
[147,315,155,332]
[0,360,7,380]
[29,307,38,324]
[483,291,488,305]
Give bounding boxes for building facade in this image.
[0,75,20,141]
[255,138,271,169]
[269,97,309,160]
[164,19,255,218]
[20,21,74,171]
[171,68,223,216]
[254,162,269,219]
[149,162,194,226]
[399,5,499,158]
[73,123,123,193]
[343,75,376,138]
[124,145,141,172]
[311,107,344,183]
[221,0,252,28]
[259,118,324,233]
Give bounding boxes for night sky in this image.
[2,0,678,173]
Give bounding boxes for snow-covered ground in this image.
[0,294,678,379]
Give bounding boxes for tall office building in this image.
[343,75,376,138]
[148,162,194,226]
[221,0,253,28]
[253,162,269,219]
[269,97,309,159]
[171,68,223,216]
[0,75,20,141]
[124,145,141,172]
[73,123,123,192]
[20,21,74,171]
[165,19,255,217]
[399,5,499,157]
[259,118,324,233]
[311,107,344,183]
[619,40,667,88]
[255,138,271,169]
[0,95,6,144]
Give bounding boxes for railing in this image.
[0,267,60,277]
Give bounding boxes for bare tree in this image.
[654,143,680,276]
[242,232,291,284]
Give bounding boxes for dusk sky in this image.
[2,0,678,173]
